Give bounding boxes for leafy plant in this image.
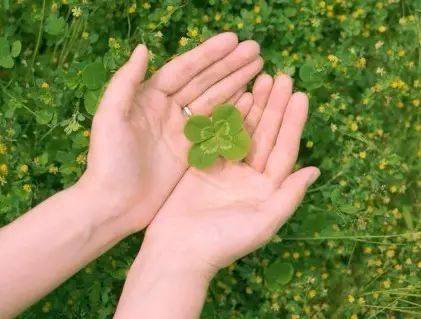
[0,1,418,318]
[0,37,21,68]
[184,104,251,168]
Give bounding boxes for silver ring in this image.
[182,106,193,118]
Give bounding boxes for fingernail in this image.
[307,168,320,187]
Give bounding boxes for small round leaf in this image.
[84,89,102,115]
[219,129,251,161]
[188,139,218,169]
[82,62,106,90]
[212,104,243,135]
[184,115,213,143]
[264,261,294,289]
[11,40,21,58]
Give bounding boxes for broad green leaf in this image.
[265,261,294,289]
[184,115,213,143]
[188,139,218,169]
[82,62,106,90]
[45,15,66,36]
[0,37,10,57]
[84,89,102,115]
[36,109,54,125]
[299,63,322,83]
[10,40,21,57]
[219,129,251,161]
[0,55,13,68]
[212,104,243,135]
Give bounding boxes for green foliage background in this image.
[0,0,419,318]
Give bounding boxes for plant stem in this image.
[30,0,46,71]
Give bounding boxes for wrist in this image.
[137,234,218,282]
[69,180,134,241]
[115,239,213,319]
[76,172,154,234]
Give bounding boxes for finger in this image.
[264,92,309,185]
[259,167,320,234]
[98,44,148,117]
[235,92,254,117]
[148,32,238,94]
[243,74,273,134]
[246,75,293,172]
[228,86,247,104]
[173,40,260,107]
[189,57,263,115]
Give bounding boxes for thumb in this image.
[261,166,320,230]
[98,44,149,117]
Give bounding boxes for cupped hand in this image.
[142,74,320,275]
[77,33,263,233]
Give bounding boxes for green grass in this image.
[0,1,419,318]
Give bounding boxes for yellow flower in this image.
[386,249,395,258]
[383,279,391,288]
[355,57,366,69]
[76,154,87,164]
[237,22,244,29]
[40,82,49,89]
[292,252,300,259]
[214,13,221,21]
[49,165,59,174]
[256,16,262,24]
[379,159,387,170]
[306,140,314,148]
[187,27,199,38]
[308,290,316,298]
[359,151,366,159]
[378,25,387,33]
[71,6,82,18]
[338,15,346,22]
[42,302,51,313]
[82,32,89,40]
[348,294,355,303]
[254,5,261,13]
[179,37,188,47]
[350,122,358,131]
[0,164,8,175]
[375,41,384,49]
[23,184,31,192]
[0,142,7,154]
[143,2,151,9]
[108,37,120,49]
[350,315,358,319]
[328,54,339,63]
[389,185,397,193]
[390,78,407,90]
[20,164,29,174]
[128,3,136,14]
[364,247,372,254]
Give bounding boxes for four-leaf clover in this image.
[184,104,251,169]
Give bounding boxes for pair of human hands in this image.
[78,32,319,279]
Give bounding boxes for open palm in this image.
[144,74,320,273]
[79,33,263,231]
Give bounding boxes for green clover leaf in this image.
[185,104,251,169]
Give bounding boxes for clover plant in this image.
[184,104,251,169]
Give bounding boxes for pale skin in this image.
[0,33,319,318]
